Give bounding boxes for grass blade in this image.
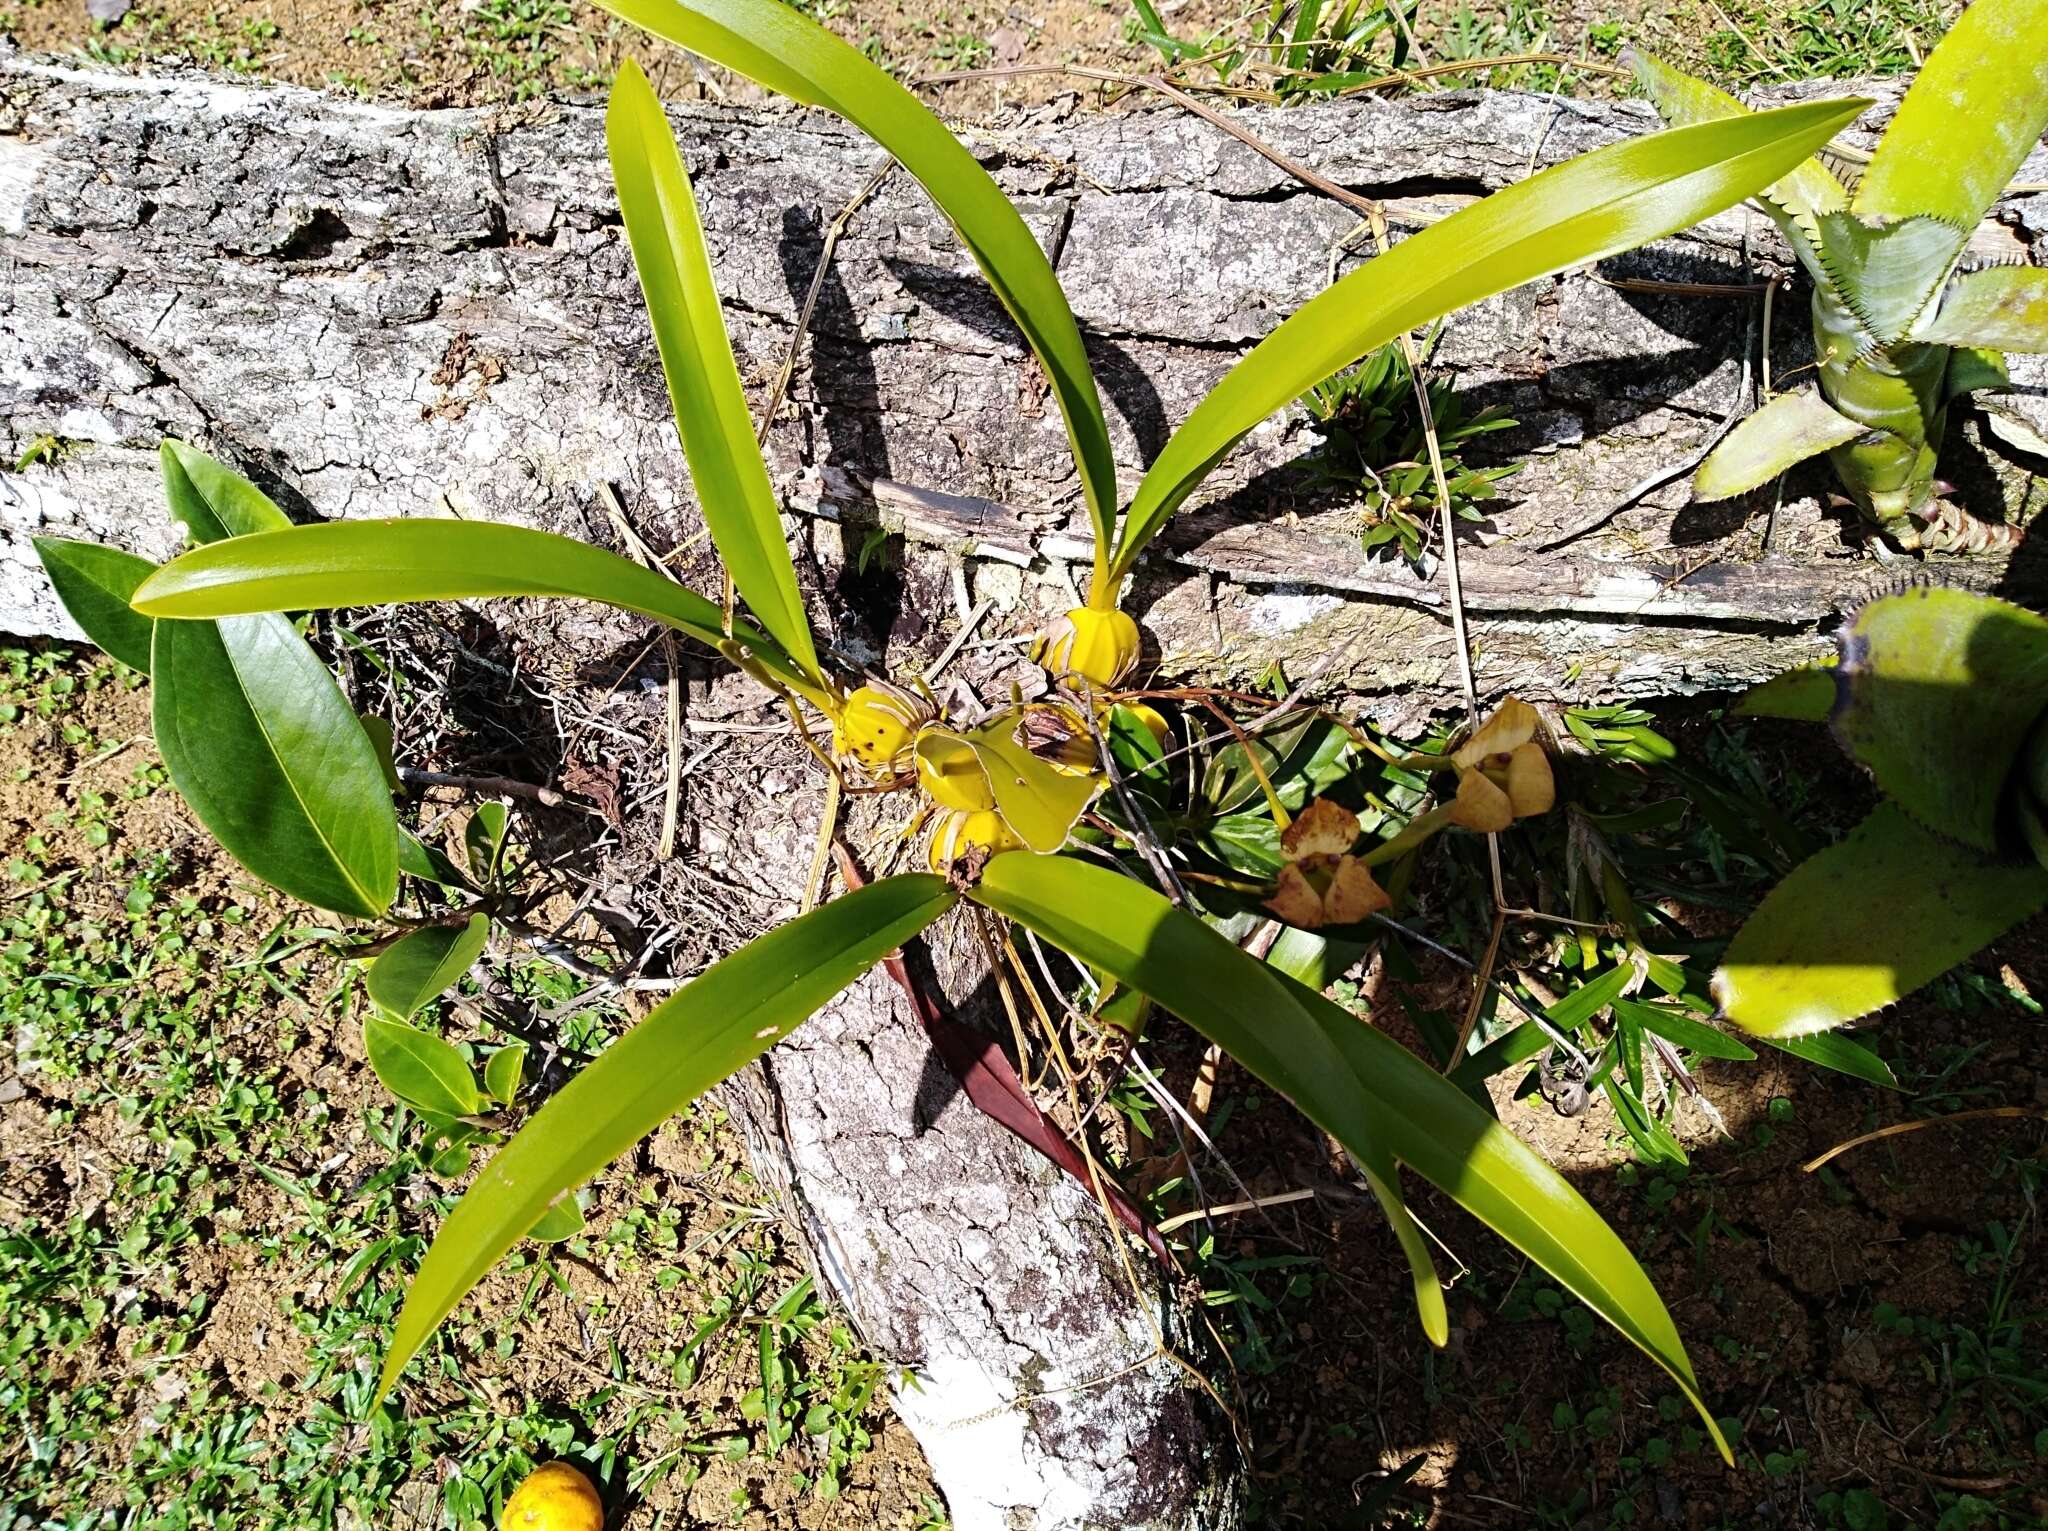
[1106,95,1870,580]
[375,874,957,1401]
[971,853,1730,1458]
[606,61,822,685]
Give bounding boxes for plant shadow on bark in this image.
[778,205,922,654]
[882,257,1174,467]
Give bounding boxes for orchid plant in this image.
[31,0,1873,1450]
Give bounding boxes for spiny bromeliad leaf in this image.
[1814,213,1970,347]
[1947,345,2013,401]
[1913,265,2048,353]
[1694,387,1865,500]
[1733,657,1838,722]
[1715,804,2048,1035]
[1834,587,2048,852]
[1852,0,2048,234]
[1623,47,1848,253]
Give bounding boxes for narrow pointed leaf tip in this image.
[605,61,821,686]
[590,0,1118,583]
[969,853,1730,1459]
[1106,93,1870,580]
[374,874,956,1404]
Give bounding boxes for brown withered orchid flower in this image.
[1264,797,1391,930]
[1447,698,1556,833]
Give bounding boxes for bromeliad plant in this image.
[1715,585,2048,1036]
[1629,0,2048,552]
[33,0,1871,1449]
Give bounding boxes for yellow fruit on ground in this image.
[501,1462,604,1531]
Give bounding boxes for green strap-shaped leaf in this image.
[1695,388,1866,501]
[152,612,399,918]
[1813,213,1969,346]
[129,520,827,707]
[1852,0,2048,232]
[1624,48,1848,224]
[1834,588,2048,852]
[1715,805,2048,1036]
[1264,928,1447,1346]
[1758,1028,1898,1089]
[367,915,491,1019]
[1732,658,1838,723]
[375,874,957,1401]
[160,440,293,545]
[970,853,1729,1459]
[1105,95,1870,581]
[1913,265,2048,353]
[592,0,1118,588]
[606,62,822,686]
[32,538,157,673]
[364,1014,485,1118]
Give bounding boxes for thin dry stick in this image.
[1157,1187,1318,1235]
[659,633,683,858]
[396,769,566,808]
[756,159,897,447]
[598,482,689,856]
[1801,1107,2046,1173]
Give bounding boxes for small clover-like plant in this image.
[1630,0,2048,551]
[31,0,1876,1451]
[1716,585,2048,1035]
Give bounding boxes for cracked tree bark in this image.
[4,52,2047,1529]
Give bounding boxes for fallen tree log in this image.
[4,51,2046,1530]
[6,53,2045,711]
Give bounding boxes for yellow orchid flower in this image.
[1035,606,1141,689]
[914,728,997,811]
[831,678,935,776]
[927,807,1025,873]
[1448,698,1556,833]
[1264,797,1390,930]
